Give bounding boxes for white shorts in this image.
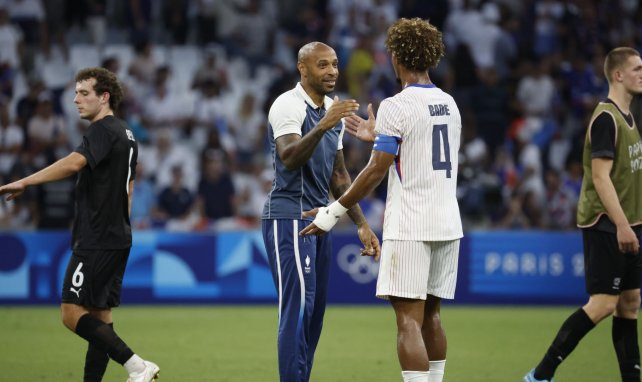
[376,239,460,300]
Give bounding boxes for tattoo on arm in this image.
[276,128,326,170]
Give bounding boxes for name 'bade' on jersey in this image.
[631,140,642,172]
[429,103,450,116]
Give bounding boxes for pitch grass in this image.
[0,305,630,381]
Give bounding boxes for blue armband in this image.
[373,134,401,155]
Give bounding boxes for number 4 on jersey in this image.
[432,124,452,178]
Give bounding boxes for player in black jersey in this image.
[0,67,159,382]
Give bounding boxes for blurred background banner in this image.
[0,230,588,305]
[457,231,585,305]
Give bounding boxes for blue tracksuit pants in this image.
[262,219,332,382]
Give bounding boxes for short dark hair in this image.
[385,18,445,71]
[604,47,640,83]
[75,67,124,111]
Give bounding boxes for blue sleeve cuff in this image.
[373,134,401,155]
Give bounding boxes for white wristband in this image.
[312,201,348,232]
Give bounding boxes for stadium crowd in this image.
[0,0,637,232]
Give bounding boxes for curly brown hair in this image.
[75,67,124,111]
[385,18,445,71]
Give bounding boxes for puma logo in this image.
[70,287,81,298]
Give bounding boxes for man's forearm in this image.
[594,176,630,227]
[331,179,367,226]
[24,154,83,187]
[281,127,327,170]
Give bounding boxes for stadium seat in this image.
[70,44,102,71]
[102,44,134,78]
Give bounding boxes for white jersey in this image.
[375,84,463,241]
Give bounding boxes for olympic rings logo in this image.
[336,244,379,284]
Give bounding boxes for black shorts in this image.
[61,249,130,309]
[583,229,642,295]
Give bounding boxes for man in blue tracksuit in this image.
[261,41,380,382]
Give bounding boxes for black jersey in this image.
[72,115,138,250]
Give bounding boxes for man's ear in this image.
[297,61,307,78]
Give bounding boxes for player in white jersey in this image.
[300,18,462,382]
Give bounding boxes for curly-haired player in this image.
[301,18,462,382]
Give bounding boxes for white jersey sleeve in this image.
[375,98,404,138]
[337,120,345,151]
[268,91,306,140]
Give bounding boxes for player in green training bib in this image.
[525,47,642,382]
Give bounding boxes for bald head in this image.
[296,41,339,103]
[297,42,334,64]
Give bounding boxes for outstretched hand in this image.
[344,103,376,143]
[321,96,359,130]
[357,223,381,262]
[0,181,26,201]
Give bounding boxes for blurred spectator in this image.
[497,191,532,229]
[532,0,564,57]
[0,7,23,73]
[195,150,236,224]
[517,59,556,117]
[232,160,266,227]
[470,68,510,156]
[190,79,232,152]
[141,66,191,141]
[128,39,157,88]
[192,46,229,91]
[0,101,24,180]
[512,122,546,203]
[138,127,199,192]
[162,0,189,45]
[130,161,157,229]
[127,0,152,45]
[399,0,448,29]
[195,0,219,45]
[27,92,68,167]
[226,91,265,165]
[228,0,276,76]
[156,165,195,224]
[7,0,46,73]
[16,77,45,138]
[345,35,375,103]
[42,0,68,58]
[542,168,577,229]
[199,129,232,169]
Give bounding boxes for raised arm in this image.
[275,97,359,170]
[0,152,87,200]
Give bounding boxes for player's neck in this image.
[400,71,432,88]
[608,88,632,115]
[300,82,325,107]
[90,109,114,123]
